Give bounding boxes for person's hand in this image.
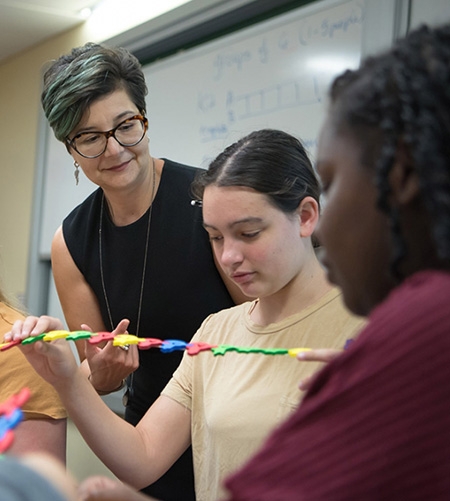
[296,348,343,391]
[83,319,139,393]
[7,315,78,387]
[78,476,158,501]
[20,452,78,501]
[4,315,64,342]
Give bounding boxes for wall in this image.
[0,26,88,303]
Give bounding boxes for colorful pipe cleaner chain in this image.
[0,331,313,357]
[0,388,31,454]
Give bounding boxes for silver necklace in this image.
[98,159,156,336]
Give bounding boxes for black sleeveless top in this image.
[63,159,234,500]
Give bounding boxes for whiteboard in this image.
[145,0,366,168]
[38,0,392,257]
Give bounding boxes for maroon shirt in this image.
[225,270,450,500]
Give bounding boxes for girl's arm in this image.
[9,318,191,489]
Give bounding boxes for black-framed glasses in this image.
[66,115,148,159]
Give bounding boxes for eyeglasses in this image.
[66,115,148,159]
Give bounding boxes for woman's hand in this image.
[297,348,343,391]
[6,315,78,388]
[83,319,139,393]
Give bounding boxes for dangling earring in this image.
[74,161,80,186]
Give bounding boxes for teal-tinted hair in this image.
[41,42,147,142]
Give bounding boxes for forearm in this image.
[79,357,91,378]
[55,371,159,488]
[11,321,184,489]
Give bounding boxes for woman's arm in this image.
[51,226,105,345]
[2,315,67,463]
[8,418,67,464]
[51,226,138,392]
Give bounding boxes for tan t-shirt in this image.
[162,288,364,501]
[0,302,66,419]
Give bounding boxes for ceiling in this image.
[0,0,100,63]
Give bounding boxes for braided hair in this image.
[328,24,450,279]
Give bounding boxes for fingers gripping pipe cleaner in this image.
[0,331,313,358]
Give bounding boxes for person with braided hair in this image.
[224,23,450,500]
